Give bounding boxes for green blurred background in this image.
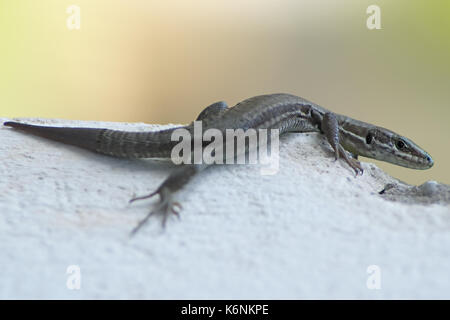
[1,0,449,185]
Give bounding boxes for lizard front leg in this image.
[320,112,363,176]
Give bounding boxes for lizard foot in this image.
[338,145,364,176]
[129,187,182,235]
[347,157,364,177]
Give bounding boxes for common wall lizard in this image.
[4,93,434,233]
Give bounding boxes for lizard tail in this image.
[4,121,103,152]
[4,121,179,158]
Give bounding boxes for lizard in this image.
[3,93,434,234]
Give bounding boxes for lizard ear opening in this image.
[365,132,373,144]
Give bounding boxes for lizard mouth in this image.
[394,152,434,170]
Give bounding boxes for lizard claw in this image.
[129,191,158,203]
[129,188,182,235]
[171,202,182,219]
[337,145,363,177]
[350,158,364,177]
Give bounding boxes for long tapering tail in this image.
[3,121,179,158]
[4,121,105,152]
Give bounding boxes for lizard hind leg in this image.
[321,112,363,176]
[129,164,205,235]
[130,187,181,235]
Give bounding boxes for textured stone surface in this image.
[0,118,449,299]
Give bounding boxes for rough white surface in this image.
[0,118,449,299]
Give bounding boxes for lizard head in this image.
[340,122,434,170]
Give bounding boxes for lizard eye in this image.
[365,133,373,144]
[396,139,406,150]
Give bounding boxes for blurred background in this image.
[1,0,449,185]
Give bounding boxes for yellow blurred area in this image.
[1,0,449,185]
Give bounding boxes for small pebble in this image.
[418,180,438,196]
